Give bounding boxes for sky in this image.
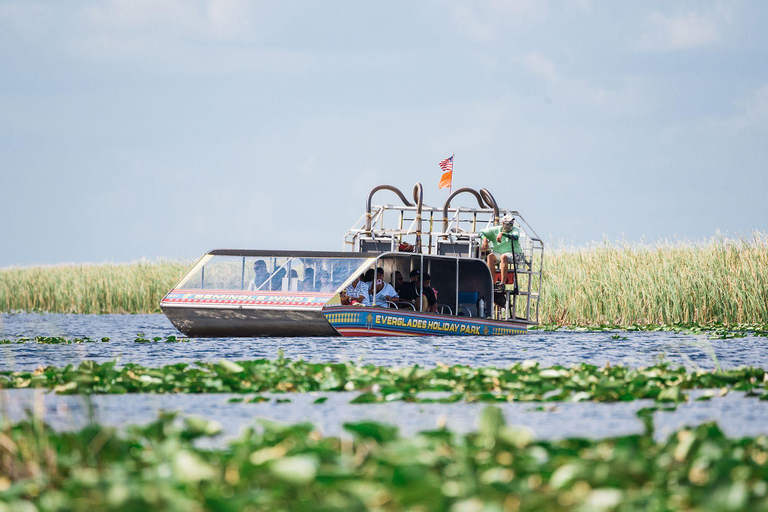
[1,0,766,267]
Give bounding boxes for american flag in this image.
[439,155,453,172]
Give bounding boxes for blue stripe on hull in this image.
[322,306,527,337]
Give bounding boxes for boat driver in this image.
[480,214,522,285]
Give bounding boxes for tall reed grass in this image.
[543,232,768,326]
[0,260,191,314]
[0,234,766,325]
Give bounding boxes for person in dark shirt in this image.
[398,269,437,312]
[421,273,437,312]
[394,271,404,294]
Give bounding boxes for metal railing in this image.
[343,184,544,325]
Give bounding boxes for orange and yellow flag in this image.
[438,171,453,189]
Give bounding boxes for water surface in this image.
[2,313,765,371]
[2,313,766,441]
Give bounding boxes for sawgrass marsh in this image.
[1,233,766,327]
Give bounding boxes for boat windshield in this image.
[175,255,372,293]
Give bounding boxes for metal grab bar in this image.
[441,188,486,232]
[365,185,414,232]
[457,305,473,317]
[392,301,417,311]
[412,183,423,251]
[479,188,500,224]
[436,304,453,315]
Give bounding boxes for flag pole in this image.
[450,153,454,196]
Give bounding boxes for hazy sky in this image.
[1,1,766,267]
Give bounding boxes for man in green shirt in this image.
[479,214,522,284]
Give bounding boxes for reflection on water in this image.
[2,313,766,439]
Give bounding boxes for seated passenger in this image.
[366,267,398,307]
[479,214,522,285]
[299,268,315,291]
[398,269,437,312]
[421,273,438,313]
[317,270,335,292]
[394,271,404,294]
[247,260,269,291]
[341,273,367,305]
[271,267,286,291]
[287,269,299,290]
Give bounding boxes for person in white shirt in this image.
[366,267,398,307]
[247,260,269,291]
[342,274,368,305]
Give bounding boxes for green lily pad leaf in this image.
[139,375,162,384]
[450,498,485,512]
[350,392,380,404]
[657,386,685,403]
[218,359,244,373]
[498,425,533,449]
[269,455,318,485]
[174,450,216,482]
[183,416,222,437]
[584,488,624,510]
[343,421,399,443]
[570,391,592,402]
[53,382,78,393]
[550,463,579,489]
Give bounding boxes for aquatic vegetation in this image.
[133,334,189,343]
[1,334,188,344]
[0,336,109,344]
[2,406,767,511]
[1,358,765,403]
[532,322,768,338]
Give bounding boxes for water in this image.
[1,313,767,442]
[2,313,766,371]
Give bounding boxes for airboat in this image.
[161,184,543,337]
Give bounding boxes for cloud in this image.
[86,0,198,30]
[741,85,768,119]
[85,0,254,40]
[59,0,290,72]
[450,0,547,41]
[450,4,494,41]
[0,1,52,39]
[482,0,547,19]
[720,85,768,132]
[522,53,558,83]
[518,53,642,117]
[638,10,721,51]
[206,0,252,39]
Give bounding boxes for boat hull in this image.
[323,306,527,337]
[162,305,339,337]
